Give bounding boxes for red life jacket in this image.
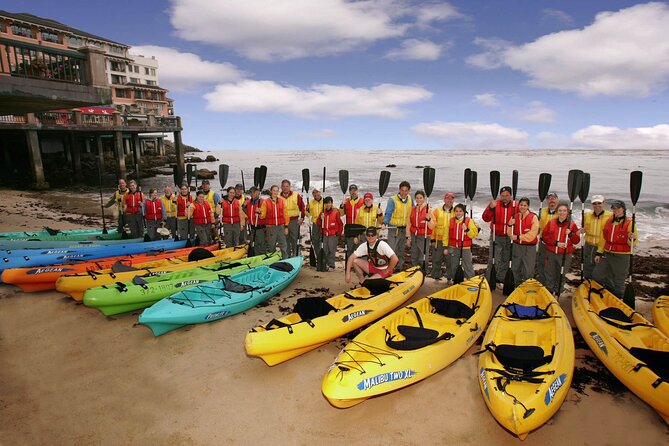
[342,197,364,225]
[482,200,516,236]
[125,191,143,215]
[320,208,343,236]
[192,201,213,225]
[410,205,432,236]
[144,199,163,221]
[542,219,580,254]
[265,198,286,226]
[367,240,391,269]
[246,197,266,227]
[603,217,633,253]
[220,198,241,224]
[512,211,538,245]
[176,194,193,217]
[448,217,473,248]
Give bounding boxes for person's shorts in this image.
[369,264,393,278]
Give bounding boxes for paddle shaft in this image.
[96,158,108,234]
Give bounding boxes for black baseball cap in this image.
[500,186,512,194]
[365,226,378,236]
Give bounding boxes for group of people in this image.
[105,174,637,299]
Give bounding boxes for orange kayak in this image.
[1,244,219,292]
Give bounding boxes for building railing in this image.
[0,111,181,129]
[0,37,86,84]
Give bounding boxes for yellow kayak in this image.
[653,296,669,337]
[245,267,424,366]
[478,279,574,440]
[322,275,491,408]
[55,245,247,301]
[573,280,669,424]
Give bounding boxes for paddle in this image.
[318,167,327,272]
[218,164,229,190]
[537,173,552,241]
[468,171,478,219]
[259,165,267,190]
[296,168,309,258]
[502,170,519,296]
[241,170,246,193]
[253,167,260,189]
[455,169,472,284]
[421,167,436,272]
[556,169,583,298]
[172,165,183,188]
[623,170,642,309]
[96,156,108,234]
[464,168,471,213]
[339,170,349,195]
[302,168,317,267]
[579,172,591,281]
[488,170,500,288]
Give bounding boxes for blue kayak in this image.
[0,228,114,239]
[139,256,303,336]
[0,237,143,250]
[0,239,192,273]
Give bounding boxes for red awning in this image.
[53,106,117,115]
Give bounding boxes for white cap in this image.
[591,194,604,204]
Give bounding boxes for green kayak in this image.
[83,251,282,316]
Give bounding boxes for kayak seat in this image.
[111,261,139,273]
[599,307,632,323]
[431,298,475,319]
[269,261,294,272]
[294,297,336,321]
[188,248,215,262]
[485,343,554,372]
[502,303,551,320]
[362,278,393,295]
[222,277,257,293]
[385,306,454,351]
[629,347,669,383]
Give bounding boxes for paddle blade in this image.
[490,171,500,199]
[488,265,497,289]
[339,170,349,194]
[454,266,465,284]
[503,269,515,296]
[630,171,643,206]
[254,167,260,188]
[241,170,246,191]
[218,164,229,189]
[469,171,478,200]
[302,168,310,192]
[423,167,436,197]
[623,283,636,309]
[309,246,317,267]
[379,170,391,197]
[322,167,326,192]
[538,173,552,202]
[259,165,267,190]
[186,164,194,186]
[318,247,326,272]
[512,170,518,200]
[567,169,583,203]
[579,172,591,203]
[172,165,182,187]
[464,168,471,198]
[248,243,255,257]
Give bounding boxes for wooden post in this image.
[114,131,126,180]
[25,130,48,189]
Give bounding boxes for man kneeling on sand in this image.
[345,227,399,284]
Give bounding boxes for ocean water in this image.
[155,149,669,245]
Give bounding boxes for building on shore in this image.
[0,10,186,188]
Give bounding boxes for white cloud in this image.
[130,45,243,91]
[300,129,337,138]
[385,39,445,61]
[169,0,408,61]
[468,2,669,97]
[473,93,500,107]
[204,80,432,118]
[571,124,669,149]
[542,8,574,27]
[412,121,528,149]
[414,3,462,25]
[515,101,557,123]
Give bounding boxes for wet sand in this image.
[0,189,668,445]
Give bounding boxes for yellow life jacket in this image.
[308,198,324,224]
[538,207,558,231]
[160,194,177,218]
[355,205,382,228]
[432,206,455,242]
[389,194,413,227]
[282,192,300,218]
[584,210,613,246]
[114,189,128,212]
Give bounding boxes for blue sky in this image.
[5,1,669,150]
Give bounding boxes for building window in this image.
[11,24,35,39]
[115,88,127,98]
[135,90,145,99]
[110,74,126,85]
[110,61,125,72]
[41,31,60,43]
[87,40,102,48]
[109,45,124,54]
[134,65,139,73]
[146,80,157,86]
[150,68,156,76]
[144,67,150,75]
[129,77,140,84]
[67,35,83,47]
[0,22,6,33]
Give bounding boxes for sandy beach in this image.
[1,188,668,445]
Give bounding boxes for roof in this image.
[0,10,128,48]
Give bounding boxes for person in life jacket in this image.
[482,185,516,287]
[220,186,246,247]
[506,197,539,286]
[536,191,560,285]
[122,180,145,239]
[246,186,267,254]
[540,203,581,296]
[407,190,436,268]
[307,188,324,264]
[340,184,364,263]
[593,200,638,298]
[382,181,413,272]
[104,178,128,233]
[265,184,290,259]
[319,196,343,271]
[175,183,194,241]
[199,180,221,218]
[430,192,455,281]
[445,203,479,280]
[354,192,383,244]
[144,188,166,241]
[579,194,613,280]
[160,185,177,238]
[280,179,305,258]
[235,183,248,244]
[188,189,216,246]
[346,226,399,284]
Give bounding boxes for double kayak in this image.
[0,239,193,273]
[0,237,143,250]
[0,244,218,292]
[245,266,424,366]
[322,275,491,408]
[573,280,669,424]
[0,227,115,239]
[56,245,247,301]
[653,296,669,337]
[139,256,303,336]
[83,251,282,316]
[478,279,574,440]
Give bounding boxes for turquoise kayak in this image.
[0,228,118,240]
[83,251,282,316]
[139,256,302,336]
[0,237,143,250]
